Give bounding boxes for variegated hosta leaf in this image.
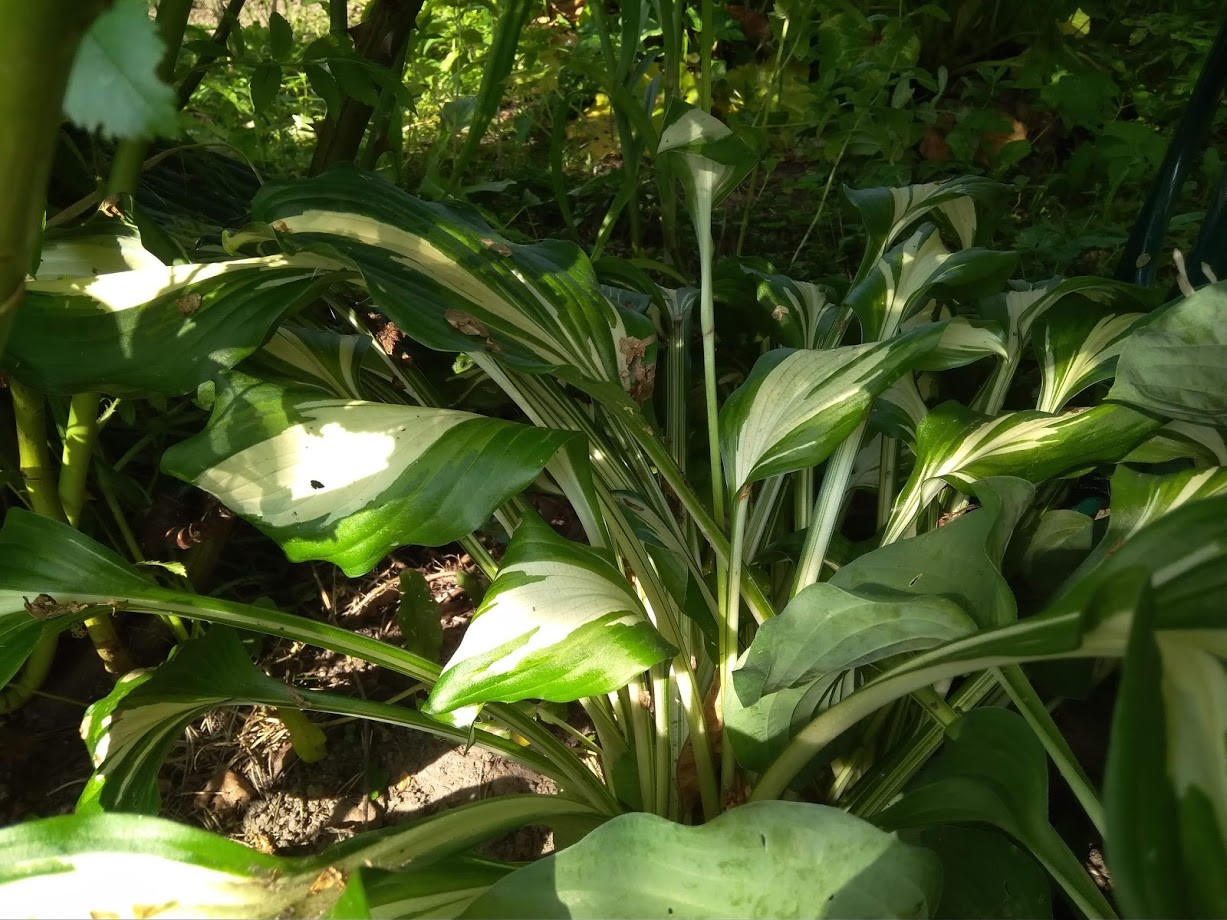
[1071,464,1227,582]
[243,166,657,400]
[871,374,929,445]
[845,225,1017,342]
[1106,583,1227,919]
[33,222,164,279]
[161,374,571,576]
[1033,306,1145,412]
[719,323,942,491]
[882,402,1160,543]
[733,582,976,705]
[913,315,1008,371]
[1108,279,1227,426]
[1124,420,1227,467]
[656,100,756,214]
[241,324,372,399]
[845,176,1003,280]
[425,514,675,721]
[725,263,839,350]
[5,255,337,395]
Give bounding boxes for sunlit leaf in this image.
[656,101,756,212]
[242,324,373,399]
[63,0,178,139]
[425,514,674,720]
[882,402,1159,543]
[720,323,942,491]
[241,167,657,399]
[6,255,336,395]
[1033,306,1143,412]
[914,315,1008,371]
[462,801,940,918]
[1109,279,1227,425]
[161,374,570,576]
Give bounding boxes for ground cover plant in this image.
[1,1,1226,918]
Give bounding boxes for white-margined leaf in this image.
[242,324,372,399]
[872,374,930,445]
[33,222,164,279]
[1033,306,1144,412]
[845,176,1003,281]
[845,225,1016,342]
[656,101,756,213]
[78,627,564,816]
[5,254,337,395]
[242,166,657,400]
[719,323,942,491]
[1108,279,1227,426]
[913,315,1008,371]
[425,514,675,720]
[161,374,571,576]
[882,402,1159,543]
[719,262,839,350]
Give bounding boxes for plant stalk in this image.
[792,421,866,595]
[720,490,749,796]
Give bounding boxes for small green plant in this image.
[4,85,1227,915]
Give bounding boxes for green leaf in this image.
[462,801,941,918]
[914,316,1008,371]
[1033,305,1143,412]
[719,323,943,490]
[243,167,657,398]
[396,570,443,662]
[242,324,373,399]
[251,61,283,118]
[845,225,1017,342]
[845,177,1003,280]
[35,223,164,278]
[836,477,1034,629]
[908,826,1051,920]
[1105,579,1227,918]
[425,514,674,720]
[734,583,975,705]
[63,0,178,139]
[363,861,511,919]
[656,101,756,211]
[721,263,839,350]
[161,374,570,576]
[1122,420,1227,466]
[6,255,337,395]
[883,402,1159,543]
[1108,280,1227,426]
[875,708,1114,919]
[725,676,842,774]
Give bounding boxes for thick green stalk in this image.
[58,393,100,526]
[10,380,65,522]
[876,435,899,530]
[720,491,749,796]
[0,1,106,359]
[623,679,657,815]
[695,169,724,532]
[792,421,866,595]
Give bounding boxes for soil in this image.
[0,548,558,863]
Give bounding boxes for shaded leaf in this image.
[396,570,443,662]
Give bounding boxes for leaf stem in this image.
[792,421,866,595]
[720,491,749,796]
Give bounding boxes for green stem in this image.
[651,663,672,817]
[720,491,749,796]
[623,679,657,815]
[696,196,724,530]
[792,421,866,595]
[10,379,65,522]
[876,435,899,531]
[995,664,1105,836]
[0,635,57,714]
[58,392,100,526]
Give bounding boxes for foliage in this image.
[3,1,1227,918]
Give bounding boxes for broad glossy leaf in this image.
[6,255,336,395]
[845,177,1003,279]
[908,825,1051,920]
[161,374,570,576]
[77,627,560,816]
[875,708,1113,919]
[243,324,373,399]
[719,323,942,490]
[734,583,975,706]
[656,101,756,211]
[838,477,1033,629]
[0,799,599,919]
[1122,419,1227,466]
[725,673,849,774]
[1109,279,1227,425]
[914,316,1008,371]
[363,862,512,919]
[883,402,1159,543]
[425,514,674,720]
[244,167,657,398]
[63,0,178,139]
[462,801,940,918]
[720,263,839,350]
[34,223,164,278]
[845,225,1017,341]
[1106,582,1227,918]
[873,374,930,444]
[1033,306,1144,412]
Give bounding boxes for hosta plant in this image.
[3,106,1227,919]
